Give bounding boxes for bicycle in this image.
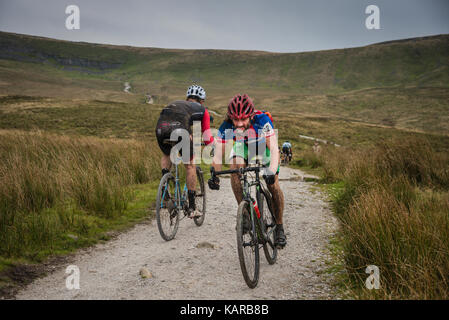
[280,151,287,165]
[155,147,206,241]
[281,149,292,165]
[211,164,278,288]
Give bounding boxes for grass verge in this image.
[0,130,161,294]
[296,137,449,299]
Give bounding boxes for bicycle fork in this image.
[249,198,267,246]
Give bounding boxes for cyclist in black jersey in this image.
[155,85,214,218]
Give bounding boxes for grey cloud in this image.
[0,0,448,52]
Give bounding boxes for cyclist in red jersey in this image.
[208,94,287,248]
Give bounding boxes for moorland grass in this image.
[0,130,160,262]
[316,138,449,299]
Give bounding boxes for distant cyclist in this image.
[282,141,292,162]
[155,85,214,218]
[208,94,287,248]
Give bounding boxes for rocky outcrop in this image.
[0,36,123,71]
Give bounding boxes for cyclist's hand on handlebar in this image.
[208,167,220,190]
[208,176,220,190]
[263,168,276,185]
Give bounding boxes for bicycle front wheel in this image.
[236,200,259,289]
[259,191,277,264]
[156,173,180,241]
[193,166,206,226]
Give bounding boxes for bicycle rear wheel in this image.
[193,166,206,226]
[259,191,278,264]
[156,173,180,241]
[236,200,259,288]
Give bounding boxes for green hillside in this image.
[1,31,449,134]
[1,31,448,91]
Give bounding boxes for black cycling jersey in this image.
[282,146,291,154]
[155,100,211,157]
[157,100,206,133]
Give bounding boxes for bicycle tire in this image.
[193,166,206,226]
[258,190,278,264]
[236,200,259,289]
[156,173,180,241]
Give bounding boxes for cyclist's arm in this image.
[211,140,226,173]
[257,114,278,173]
[211,120,231,173]
[201,108,214,146]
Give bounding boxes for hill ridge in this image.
[1,30,448,55]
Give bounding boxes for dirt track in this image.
[15,166,338,300]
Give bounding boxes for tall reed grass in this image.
[318,138,449,299]
[0,130,159,259]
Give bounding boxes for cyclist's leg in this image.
[263,148,283,224]
[230,142,251,233]
[156,117,174,175]
[266,176,284,224]
[266,179,286,247]
[229,141,247,204]
[184,135,196,190]
[183,135,199,216]
[161,154,172,175]
[263,146,286,247]
[158,142,172,177]
[185,163,197,217]
[185,163,196,190]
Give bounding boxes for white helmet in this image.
[186,85,206,101]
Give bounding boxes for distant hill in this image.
[1,31,448,94]
[0,31,448,134]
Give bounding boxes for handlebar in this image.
[211,166,263,177]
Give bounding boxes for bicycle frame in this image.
[214,166,274,247]
[161,163,188,211]
[242,170,267,246]
[156,156,206,241]
[212,164,277,287]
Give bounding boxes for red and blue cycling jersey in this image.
[216,110,275,144]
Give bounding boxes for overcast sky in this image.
[0,0,448,53]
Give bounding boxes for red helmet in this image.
[227,94,255,119]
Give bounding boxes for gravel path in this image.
[15,166,339,300]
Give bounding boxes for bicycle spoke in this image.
[193,167,206,226]
[260,191,278,265]
[236,202,259,288]
[156,173,180,241]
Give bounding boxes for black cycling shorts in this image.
[155,113,193,159]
